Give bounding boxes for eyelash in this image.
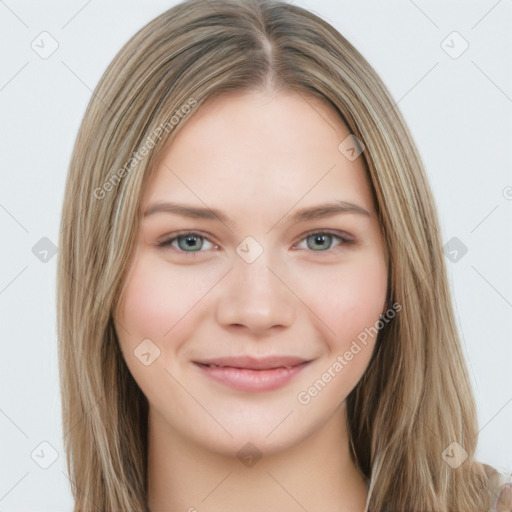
[156,230,355,256]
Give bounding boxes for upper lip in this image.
[194,355,310,370]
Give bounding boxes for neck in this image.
[147,403,368,512]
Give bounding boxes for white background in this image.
[0,1,511,510]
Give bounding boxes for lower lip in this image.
[194,362,309,392]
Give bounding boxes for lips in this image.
[194,355,309,370]
[193,355,311,392]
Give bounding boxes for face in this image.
[115,90,388,457]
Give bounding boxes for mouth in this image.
[193,355,311,392]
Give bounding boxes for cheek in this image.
[293,254,387,408]
[120,261,177,342]
[115,255,209,399]
[304,251,388,356]
[119,256,215,342]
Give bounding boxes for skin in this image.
[115,89,389,512]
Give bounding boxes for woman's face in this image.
[115,90,388,456]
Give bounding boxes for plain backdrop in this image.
[0,0,511,510]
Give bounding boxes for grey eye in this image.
[306,233,335,251]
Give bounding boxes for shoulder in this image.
[484,464,512,512]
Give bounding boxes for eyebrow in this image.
[143,200,371,227]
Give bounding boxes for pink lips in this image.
[194,355,310,392]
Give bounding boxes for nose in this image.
[215,251,296,335]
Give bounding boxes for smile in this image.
[193,355,311,392]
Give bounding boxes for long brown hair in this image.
[57,1,496,510]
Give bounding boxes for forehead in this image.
[143,90,375,219]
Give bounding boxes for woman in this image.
[57,0,511,510]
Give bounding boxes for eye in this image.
[157,231,217,254]
[293,231,354,252]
